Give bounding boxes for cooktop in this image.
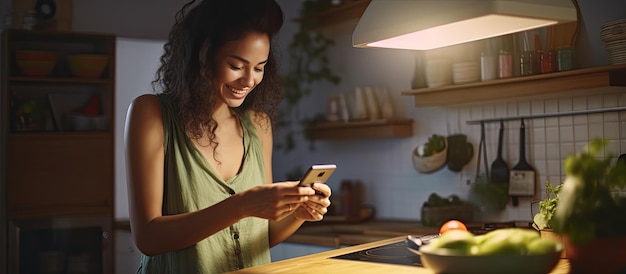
[330,240,421,267]
[329,221,531,267]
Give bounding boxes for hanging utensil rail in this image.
[466,106,626,125]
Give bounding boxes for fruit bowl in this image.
[67,54,109,78]
[417,248,562,274]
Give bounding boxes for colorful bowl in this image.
[16,50,58,61]
[67,54,109,78]
[15,50,58,76]
[16,60,57,77]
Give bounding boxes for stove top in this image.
[329,221,533,267]
[331,240,422,266]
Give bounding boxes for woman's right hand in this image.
[238,181,315,221]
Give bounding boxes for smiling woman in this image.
[123,0,333,273]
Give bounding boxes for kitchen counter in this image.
[284,219,439,247]
[228,236,571,273]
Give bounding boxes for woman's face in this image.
[214,31,270,108]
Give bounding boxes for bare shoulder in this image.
[125,94,163,135]
[129,94,161,112]
[248,109,272,135]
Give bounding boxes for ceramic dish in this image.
[417,248,562,274]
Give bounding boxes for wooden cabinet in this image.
[1,29,115,273]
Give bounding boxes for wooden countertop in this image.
[285,219,440,247]
[228,236,571,274]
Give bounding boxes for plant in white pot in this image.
[551,138,626,274]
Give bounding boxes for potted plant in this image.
[275,0,341,153]
[551,138,626,274]
[532,180,565,257]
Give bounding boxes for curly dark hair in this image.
[152,0,284,145]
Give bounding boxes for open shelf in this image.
[307,118,413,140]
[294,0,370,29]
[401,64,626,107]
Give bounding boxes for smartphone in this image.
[298,164,337,187]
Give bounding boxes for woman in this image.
[124,0,332,272]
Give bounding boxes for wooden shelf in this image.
[294,0,370,29]
[316,0,370,28]
[9,76,114,84]
[307,118,413,140]
[401,64,626,107]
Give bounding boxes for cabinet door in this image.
[6,133,114,218]
[2,29,116,219]
[8,215,113,274]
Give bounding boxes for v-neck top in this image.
[136,94,270,274]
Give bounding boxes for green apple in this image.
[425,230,477,255]
[475,228,539,255]
[526,238,560,255]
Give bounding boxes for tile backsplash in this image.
[289,89,626,224]
[413,90,626,222]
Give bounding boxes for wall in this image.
[271,0,626,223]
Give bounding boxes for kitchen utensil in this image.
[405,234,441,254]
[475,122,490,183]
[490,120,509,185]
[509,119,536,206]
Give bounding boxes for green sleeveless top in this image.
[137,94,271,273]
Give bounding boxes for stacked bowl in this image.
[600,18,626,64]
[452,62,480,84]
[15,50,58,76]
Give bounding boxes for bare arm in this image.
[125,95,313,255]
[251,111,332,247]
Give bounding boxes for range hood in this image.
[352,0,578,51]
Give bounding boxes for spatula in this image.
[508,119,536,206]
[490,121,509,185]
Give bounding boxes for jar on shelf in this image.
[22,10,37,30]
[498,50,513,78]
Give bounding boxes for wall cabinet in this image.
[1,29,115,273]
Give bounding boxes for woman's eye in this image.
[254,67,264,72]
[229,64,243,70]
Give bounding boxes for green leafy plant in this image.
[274,0,341,153]
[419,134,446,157]
[532,180,562,230]
[552,138,626,245]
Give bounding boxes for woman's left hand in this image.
[294,183,331,221]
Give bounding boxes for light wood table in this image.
[228,236,570,274]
